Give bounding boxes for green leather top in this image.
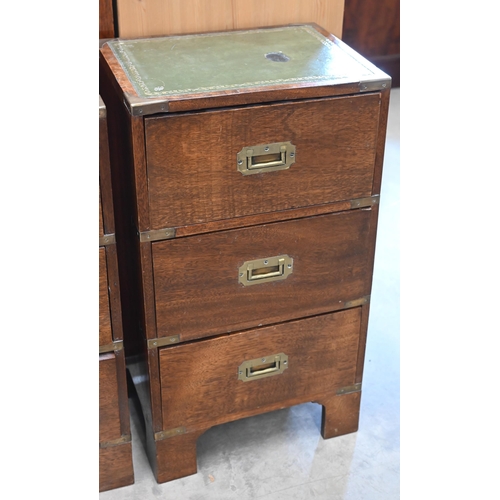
[107,25,376,99]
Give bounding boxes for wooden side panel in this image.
[99,100,115,236]
[99,63,146,356]
[100,59,165,435]
[105,244,124,342]
[145,94,380,229]
[373,89,391,195]
[99,443,134,492]
[160,308,360,431]
[99,248,113,347]
[153,209,374,342]
[99,0,116,39]
[99,188,104,239]
[99,353,122,442]
[116,0,344,39]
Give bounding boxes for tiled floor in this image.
[100,88,400,500]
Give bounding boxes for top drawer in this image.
[144,93,381,229]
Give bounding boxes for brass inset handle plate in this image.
[238,353,288,382]
[238,255,293,286]
[237,141,296,175]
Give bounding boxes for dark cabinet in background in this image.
[342,0,400,87]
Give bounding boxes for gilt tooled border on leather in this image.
[107,25,376,98]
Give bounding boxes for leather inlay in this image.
[106,25,376,98]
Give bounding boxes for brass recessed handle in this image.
[238,255,293,286]
[237,141,296,175]
[238,353,288,382]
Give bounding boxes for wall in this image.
[114,0,345,39]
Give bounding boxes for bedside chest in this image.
[99,24,391,484]
[99,96,134,491]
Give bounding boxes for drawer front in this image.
[99,248,113,346]
[99,352,122,443]
[145,93,381,229]
[159,308,361,431]
[152,209,373,342]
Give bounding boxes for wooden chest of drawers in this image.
[99,24,390,484]
[99,97,134,492]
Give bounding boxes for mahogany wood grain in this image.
[99,24,390,486]
[114,349,131,436]
[155,430,206,483]
[160,308,360,430]
[153,309,360,482]
[145,94,380,229]
[105,243,124,342]
[147,347,163,433]
[130,116,150,230]
[100,46,138,98]
[99,0,116,39]
[342,0,400,86]
[356,302,371,384]
[153,209,374,342]
[353,203,379,383]
[160,83,376,114]
[174,199,360,238]
[101,64,164,435]
[99,189,104,238]
[99,442,134,492]
[100,69,143,357]
[318,390,361,438]
[99,353,122,442]
[99,352,134,490]
[99,248,113,347]
[139,242,157,340]
[373,89,391,195]
[365,204,380,291]
[128,351,165,467]
[342,0,399,58]
[100,97,124,343]
[99,99,115,235]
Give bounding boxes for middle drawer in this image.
[152,208,374,342]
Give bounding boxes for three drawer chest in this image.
[99,24,391,484]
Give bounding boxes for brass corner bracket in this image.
[99,233,116,246]
[139,227,176,243]
[99,340,124,354]
[336,383,361,395]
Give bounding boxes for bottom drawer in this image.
[159,307,362,433]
